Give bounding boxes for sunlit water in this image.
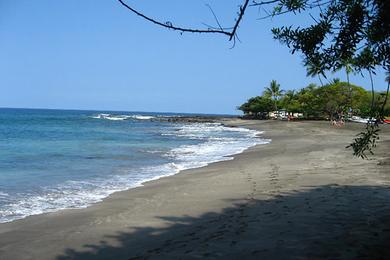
[0,108,269,223]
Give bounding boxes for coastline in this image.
[0,118,266,224]
[0,120,389,259]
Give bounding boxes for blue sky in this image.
[0,0,387,114]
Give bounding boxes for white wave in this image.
[166,126,269,170]
[91,113,111,119]
[162,123,262,140]
[91,113,154,121]
[105,116,129,121]
[0,192,9,197]
[0,165,178,223]
[0,123,269,223]
[130,115,154,120]
[91,113,129,121]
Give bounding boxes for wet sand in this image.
[0,120,389,259]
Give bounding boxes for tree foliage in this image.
[263,80,284,110]
[316,81,368,119]
[270,0,389,74]
[347,123,380,159]
[239,96,274,116]
[239,79,386,123]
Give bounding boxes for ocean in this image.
[0,108,269,223]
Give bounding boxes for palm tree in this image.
[284,89,295,100]
[344,61,354,113]
[335,59,354,112]
[283,90,296,115]
[344,62,353,86]
[306,61,324,86]
[264,80,283,112]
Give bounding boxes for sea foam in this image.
[0,121,269,223]
[91,113,154,121]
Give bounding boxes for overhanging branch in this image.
[117,0,250,41]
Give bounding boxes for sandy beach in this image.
[0,120,389,259]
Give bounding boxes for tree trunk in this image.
[318,75,324,87]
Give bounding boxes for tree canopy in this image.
[270,0,389,74]
[239,79,389,121]
[239,96,275,116]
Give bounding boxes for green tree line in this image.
[239,80,390,120]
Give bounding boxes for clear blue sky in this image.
[0,0,387,114]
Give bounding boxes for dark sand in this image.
[0,120,389,259]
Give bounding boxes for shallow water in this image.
[0,108,268,223]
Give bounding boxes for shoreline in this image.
[0,118,266,224]
[0,120,389,259]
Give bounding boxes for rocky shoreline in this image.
[153,115,238,123]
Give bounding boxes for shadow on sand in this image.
[57,185,390,259]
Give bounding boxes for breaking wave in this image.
[91,113,154,121]
[0,122,269,223]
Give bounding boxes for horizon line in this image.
[0,106,240,117]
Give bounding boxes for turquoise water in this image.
[0,108,268,223]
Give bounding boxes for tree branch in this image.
[250,0,279,7]
[230,0,250,41]
[205,4,223,31]
[117,0,231,36]
[117,0,250,42]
